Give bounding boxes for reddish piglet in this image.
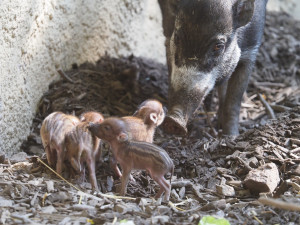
[65,111,104,191]
[110,99,166,177]
[40,112,80,175]
[88,117,174,201]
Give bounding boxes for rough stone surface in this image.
[0,0,165,156]
[216,184,236,197]
[244,163,280,194]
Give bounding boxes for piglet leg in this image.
[161,177,171,201]
[120,167,131,196]
[56,149,64,175]
[153,175,171,202]
[87,157,99,191]
[70,157,81,172]
[110,156,122,178]
[46,146,56,167]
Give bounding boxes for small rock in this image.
[292,164,300,176]
[106,176,114,192]
[216,184,235,197]
[41,205,57,214]
[48,191,71,202]
[58,217,71,225]
[114,203,128,214]
[151,216,169,224]
[10,152,28,163]
[72,204,95,211]
[247,157,259,168]
[28,145,43,156]
[157,205,170,215]
[145,205,155,214]
[138,198,151,211]
[0,198,13,207]
[45,181,54,192]
[178,187,185,199]
[244,163,280,194]
[171,189,180,201]
[200,199,227,211]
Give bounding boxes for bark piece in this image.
[244,163,280,194]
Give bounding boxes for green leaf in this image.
[119,219,135,225]
[199,216,230,225]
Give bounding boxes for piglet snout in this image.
[87,122,95,132]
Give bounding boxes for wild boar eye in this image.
[104,126,110,131]
[214,43,225,52]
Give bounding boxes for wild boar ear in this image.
[149,113,158,124]
[117,132,128,142]
[233,0,255,29]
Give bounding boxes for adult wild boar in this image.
[159,0,268,136]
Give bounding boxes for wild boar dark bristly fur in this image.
[159,0,268,136]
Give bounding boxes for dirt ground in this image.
[1,12,300,225]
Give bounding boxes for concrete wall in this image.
[0,0,165,156]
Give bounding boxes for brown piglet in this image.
[40,112,80,175]
[110,99,166,177]
[65,111,104,191]
[88,117,174,201]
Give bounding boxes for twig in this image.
[254,82,286,88]
[171,180,192,188]
[268,141,289,154]
[291,138,300,145]
[191,185,208,203]
[270,104,291,112]
[10,214,37,225]
[169,201,201,214]
[291,147,300,154]
[57,69,74,83]
[253,216,263,225]
[258,93,276,119]
[38,157,136,201]
[112,217,117,225]
[259,197,300,212]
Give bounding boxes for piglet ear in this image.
[117,132,128,142]
[80,116,86,122]
[233,0,255,29]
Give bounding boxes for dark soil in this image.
[1,12,300,225]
